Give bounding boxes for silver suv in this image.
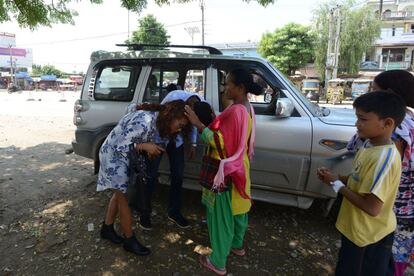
[72,44,356,214]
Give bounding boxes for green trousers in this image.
[206,190,248,269]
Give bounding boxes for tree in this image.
[258,23,315,76]
[31,64,65,77]
[313,0,380,79]
[126,14,170,47]
[1,0,275,29]
[31,64,43,76]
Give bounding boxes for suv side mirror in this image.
[275,98,294,118]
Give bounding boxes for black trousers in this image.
[140,141,185,218]
[335,232,395,276]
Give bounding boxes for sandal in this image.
[199,255,227,275]
[231,248,246,256]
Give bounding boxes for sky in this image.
[0,0,323,73]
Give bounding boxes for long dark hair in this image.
[228,68,264,96]
[374,70,414,108]
[138,100,191,138]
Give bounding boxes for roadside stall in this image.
[36,75,58,91]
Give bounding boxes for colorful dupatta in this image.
[209,104,256,199]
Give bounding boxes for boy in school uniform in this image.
[317,91,406,276]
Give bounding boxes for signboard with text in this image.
[0,46,33,68]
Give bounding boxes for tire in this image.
[93,139,105,175]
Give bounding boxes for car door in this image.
[210,61,313,197]
[140,61,212,188]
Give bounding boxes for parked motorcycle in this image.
[7,84,20,93]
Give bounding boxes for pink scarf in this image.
[209,104,256,199]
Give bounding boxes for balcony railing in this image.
[381,61,411,70]
[382,11,414,20]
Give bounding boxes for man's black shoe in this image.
[123,234,151,256]
[100,222,124,244]
[139,216,153,231]
[168,213,190,229]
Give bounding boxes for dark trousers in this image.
[335,232,395,276]
[141,141,184,218]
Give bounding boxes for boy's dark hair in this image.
[374,70,414,108]
[166,83,178,92]
[353,91,406,127]
[194,101,214,126]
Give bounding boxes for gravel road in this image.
[0,90,345,275]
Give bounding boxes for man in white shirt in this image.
[139,90,203,230]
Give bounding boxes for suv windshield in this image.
[352,83,370,92]
[267,62,325,117]
[303,81,319,89]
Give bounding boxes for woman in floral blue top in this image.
[98,100,190,256]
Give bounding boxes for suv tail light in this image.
[73,99,83,126]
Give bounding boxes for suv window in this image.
[94,65,140,101]
[185,70,205,98]
[143,67,206,103]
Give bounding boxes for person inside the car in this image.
[97,100,190,256]
[184,68,262,275]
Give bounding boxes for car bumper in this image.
[72,129,95,159]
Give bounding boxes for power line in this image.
[18,20,203,47]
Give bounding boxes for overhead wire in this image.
[19,19,203,47]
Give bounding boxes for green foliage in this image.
[313,0,380,79]
[258,23,315,76]
[0,0,275,29]
[31,64,65,77]
[31,64,43,76]
[126,14,170,47]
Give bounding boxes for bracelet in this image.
[191,143,197,147]
[330,180,345,193]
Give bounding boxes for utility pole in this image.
[184,26,200,45]
[332,8,341,79]
[200,0,205,45]
[325,9,334,86]
[127,10,130,40]
[324,6,341,87]
[8,44,14,86]
[379,0,383,18]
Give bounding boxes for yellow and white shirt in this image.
[336,142,401,247]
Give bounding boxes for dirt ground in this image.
[0,90,343,275]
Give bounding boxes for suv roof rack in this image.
[116,43,223,55]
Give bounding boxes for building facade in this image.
[366,0,414,70]
[207,42,260,58]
